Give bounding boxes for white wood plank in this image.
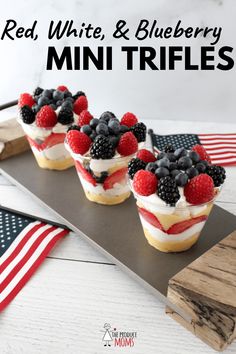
[1,258,236,354]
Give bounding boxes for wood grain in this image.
[167,231,236,351]
[0,118,29,160]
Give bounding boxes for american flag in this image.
[150,133,236,166]
[0,207,69,312]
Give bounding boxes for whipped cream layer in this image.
[140,215,205,242]
[79,175,130,196]
[31,143,71,161]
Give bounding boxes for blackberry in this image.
[33,87,43,98]
[158,176,180,206]
[164,144,175,153]
[67,124,80,132]
[58,107,74,125]
[128,158,146,179]
[20,105,35,124]
[93,171,108,183]
[131,122,146,142]
[90,135,115,159]
[206,165,226,187]
[73,91,85,101]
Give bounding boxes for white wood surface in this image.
[1,119,236,354]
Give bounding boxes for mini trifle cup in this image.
[18,86,88,170]
[65,111,147,205]
[128,144,226,253]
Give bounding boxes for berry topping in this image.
[90,118,99,129]
[192,144,211,163]
[20,105,35,124]
[164,144,175,153]
[100,111,116,122]
[36,105,57,128]
[184,174,214,205]
[120,112,138,127]
[18,93,35,108]
[90,135,115,159]
[74,95,88,115]
[67,124,80,132]
[155,167,169,179]
[58,107,74,125]
[33,87,43,98]
[66,130,92,155]
[158,176,180,206]
[128,158,146,179]
[175,172,188,187]
[136,149,156,163]
[146,162,158,174]
[178,156,193,170]
[75,160,97,186]
[131,122,147,142]
[78,110,93,127]
[117,132,138,156]
[186,166,199,179]
[206,165,226,187]
[57,85,68,92]
[103,167,128,190]
[133,170,158,196]
[96,122,109,136]
[108,119,120,135]
[73,91,85,101]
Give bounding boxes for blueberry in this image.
[49,104,57,110]
[90,118,99,129]
[169,162,178,171]
[174,147,187,159]
[196,162,207,173]
[62,100,73,109]
[178,156,192,170]
[166,152,176,162]
[56,100,63,107]
[42,89,52,98]
[188,151,200,164]
[108,119,120,135]
[155,167,169,178]
[81,125,92,136]
[109,135,119,147]
[175,173,189,187]
[38,96,50,107]
[186,167,199,178]
[64,90,72,98]
[32,105,40,113]
[96,123,109,135]
[157,152,166,160]
[157,157,170,168]
[171,169,181,178]
[90,131,97,141]
[200,160,209,167]
[146,162,157,174]
[120,125,129,133]
[100,111,116,122]
[53,90,64,101]
[65,96,74,103]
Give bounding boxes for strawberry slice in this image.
[103,167,128,191]
[75,160,97,186]
[138,207,164,231]
[27,133,66,151]
[167,215,207,234]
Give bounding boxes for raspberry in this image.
[117,132,138,156]
[120,112,138,127]
[36,106,57,128]
[66,130,92,155]
[73,95,88,115]
[78,110,93,127]
[136,149,156,163]
[133,170,158,196]
[192,145,211,163]
[184,174,214,205]
[57,85,68,92]
[18,93,35,108]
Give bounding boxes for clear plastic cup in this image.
[66,143,134,205]
[130,183,218,253]
[19,120,74,170]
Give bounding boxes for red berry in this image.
[133,170,158,196]
[75,160,97,186]
[66,130,91,155]
[117,132,138,156]
[136,149,156,163]
[192,144,211,163]
[78,110,93,127]
[73,96,88,115]
[138,207,164,230]
[167,215,207,234]
[120,112,138,127]
[103,167,128,190]
[18,93,35,108]
[57,85,68,92]
[184,174,214,205]
[36,106,57,128]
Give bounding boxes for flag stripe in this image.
[199,134,236,138]
[199,134,236,165]
[0,229,68,311]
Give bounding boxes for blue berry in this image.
[90,118,99,129]
[166,152,176,162]
[174,147,187,159]
[175,173,188,187]
[81,125,92,136]
[62,100,73,109]
[90,131,97,141]
[157,157,170,168]
[38,96,50,107]
[186,167,199,178]
[109,135,120,147]
[196,162,207,173]
[53,90,64,101]
[108,119,120,135]
[155,167,169,178]
[49,104,57,110]
[146,162,158,174]
[178,156,192,170]
[96,123,109,135]
[42,89,52,98]
[100,111,116,122]
[171,169,181,178]
[120,125,129,133]
[188,151,200,164]
[157,152,166,160]
[56,100,63,107]
[169,162,178,171]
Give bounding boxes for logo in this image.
[101,323,137,348]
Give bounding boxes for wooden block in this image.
[0,118,30,160]
[166,231,236,351]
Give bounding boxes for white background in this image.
[0,0,235,123]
